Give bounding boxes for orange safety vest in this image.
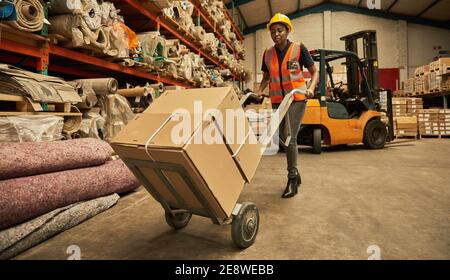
[264,42,307,104]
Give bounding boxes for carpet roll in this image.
[0,138,114,180]
[8,0,44,32]
[0,193,120,260]
[0,159,139,230]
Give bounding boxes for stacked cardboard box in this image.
[111,87,262,220]
[406,98,423,115]
[403,78,414,95]
[415,65,430,77]
[392,98,408,118]
[428,72,450,92]
[429,58,450,75]
[391,98,423,136]
[439,109,450,136]
[391,98,423,116]
[396,116,418,136]
[414,75,430,94]
[428,58,450,93]
[417,109,440,136]
[413,65,430,94]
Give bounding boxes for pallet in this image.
[419,134,448,139]
[430,58,450,74]
[395,134,418,140]
[0,93,71,113]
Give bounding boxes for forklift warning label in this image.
[175,264,274,278]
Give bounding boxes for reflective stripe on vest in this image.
[264,42,307,104]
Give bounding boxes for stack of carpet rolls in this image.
[70,78,135,142]
[4,0,45,32]
[48,0,136,59]
[0,138,140,259]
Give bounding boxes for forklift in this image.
[298,30,394,154]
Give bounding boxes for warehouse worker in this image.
[257,13,319,198]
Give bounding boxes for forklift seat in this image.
[327,102,350,119]
[344,98,369,118]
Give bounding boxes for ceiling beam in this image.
[416,0,441,17]
[268,0,273,17]
[386,0,399,12]
[225,0,255,9]
[244,2,450,34]
[237,7,247,28]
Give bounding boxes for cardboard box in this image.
[111,87,261,219]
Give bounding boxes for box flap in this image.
[144,87,233,114]
[111,112,207,148]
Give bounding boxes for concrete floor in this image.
[15,139,450,260]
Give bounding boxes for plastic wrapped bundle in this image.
[48,0,83,15]
[97,94,135,142]
[0,116,64,143]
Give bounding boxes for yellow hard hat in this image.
[267,13,293,32]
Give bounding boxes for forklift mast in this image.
[340,30,379,95]
[340,30,394,142]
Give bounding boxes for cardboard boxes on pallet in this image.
[395,116,418,136]
[392,98,423,117]
[417,109,440,136]
[392,98,423,136]
[403,78,415,95]
[428,58,450,93]
[392,99,408,118]
[429,58,450,75]
[406,98,423,115]
[439,109,450,135]
[428,72,450,93]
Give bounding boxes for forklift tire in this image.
[312,128,322,154]
[165,211,192,230]
[363,119,387,149]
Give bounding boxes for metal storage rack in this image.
[0,0,245,86]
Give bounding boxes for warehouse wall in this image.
[243,11,450,91]
[407,24,450,77]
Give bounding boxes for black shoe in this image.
[281,174,300,199]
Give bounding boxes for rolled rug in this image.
[74,78,118,96]
[8,0,44,32]
[0,138,114,180]
[0,193,120,260]
[0,159,140,230]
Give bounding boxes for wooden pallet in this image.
[430,58,450,73]
[395,134,418,140]
[419,134,447,139]
[0,93,71,113]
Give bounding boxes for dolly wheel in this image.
[165,211,192,230]
[231,202,259,249]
